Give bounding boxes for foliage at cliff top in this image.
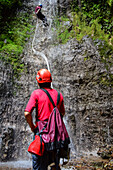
[0,0,33,79]
[55,0,113,86]
[0,0,23,29]
[56,0,113,42]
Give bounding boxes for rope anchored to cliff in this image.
[31,18,53,88]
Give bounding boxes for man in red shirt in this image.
[24,69,65,170]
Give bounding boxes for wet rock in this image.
[0,127,14,161]
[97,145,113,159]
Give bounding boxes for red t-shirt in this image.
[25,88,65,125]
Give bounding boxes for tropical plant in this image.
[0,1,33,79]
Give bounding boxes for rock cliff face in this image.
[0,0,113,161]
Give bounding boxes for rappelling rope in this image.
[32,20,50,72]
[32,19,53,88]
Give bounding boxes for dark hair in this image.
[39,82,51,88]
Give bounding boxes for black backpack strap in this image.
[41,88,56,107]
[56,149,60,170]
[41,89,60,108]
[57,92,60,105]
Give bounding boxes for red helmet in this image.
[36,69,52,83]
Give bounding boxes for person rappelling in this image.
[35,4,49,27]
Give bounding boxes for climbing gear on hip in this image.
[28,134,44,156]
[28,122,48,156]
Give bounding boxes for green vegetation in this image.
[72,0,113,34]
[0,0,23,32]
[0,0,33,79]
[55,17,71,43]
[55,0,113,86]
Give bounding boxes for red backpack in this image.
[38,89,70,151]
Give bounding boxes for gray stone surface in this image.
[0,0,113,162]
